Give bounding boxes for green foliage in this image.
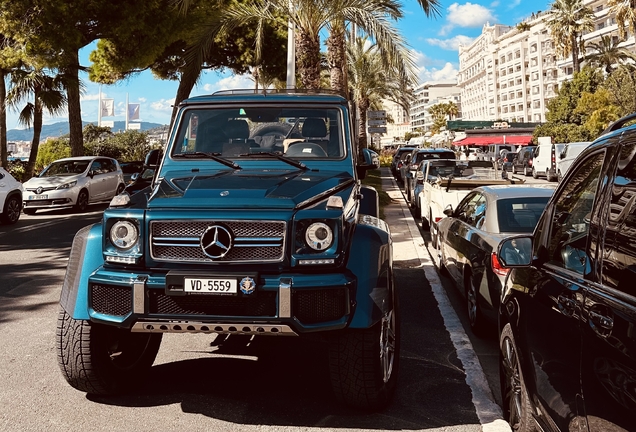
[85,130,160,162]
[603,64,636,117]
[35,138,72,173]
[573,88,620,136]
[545,67,604,125]
[83,124,113,142]
[7,160,26,182]
[533,123,592,143]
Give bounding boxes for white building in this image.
[410,81,461,132]
[378,99,411,147]
[458,2,636,123]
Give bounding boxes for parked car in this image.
[55,90,398,411]
[493,112,636,431]
[436,184,555,335]
[403,148,456,204]
[532,142,565,182]
[411,159,462,216]
[556,141,591,182]
[390,147,416,181]
[22,156,125,214]
[0,167,23,225]
[499,149,518,172]
[119,160,144,183]
[511,146,536,176]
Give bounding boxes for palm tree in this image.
[326,0,441,96]
[583,34,636,73]
[182,0,420,91]
[444,101,459,120]
[0,34,22,168]
[7,67,67,179]
[608,0,636,41]
[545,0,595,73]
[347,36,414,149]
[516,22,532,32]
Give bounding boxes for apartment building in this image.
[410,81,461,132]
[458,2,636,123]
[379,99,411,146]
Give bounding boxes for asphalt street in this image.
[0,167,534,432]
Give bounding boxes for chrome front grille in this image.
[150,220,286,263]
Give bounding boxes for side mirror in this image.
[144,149,163,168]
[130,172,140,182]
[443,204,454,216]
[357,148,380,179]
[88,171,95,178]
[497,236,533,267]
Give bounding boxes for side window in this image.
[89,161,102,174]
[457,193,485,226]
[602,143,636,295]
[100,159,114,173]
[546,153,604,275]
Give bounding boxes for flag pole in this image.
[125,93,129,131]
[98,85,102,127]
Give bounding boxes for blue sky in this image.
[7,0,552,130]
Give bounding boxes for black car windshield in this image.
[497,197,550,233]
[41,160,89,177]
[172,107,344,160]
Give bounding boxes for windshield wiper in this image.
[239,152,307,170]
[173,152,241,169]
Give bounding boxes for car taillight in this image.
[434,216,443,224]
[528,159,532,166]
[491,252,510,276]
[397,161,403,168]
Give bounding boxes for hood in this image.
[147,169,355,209]
[23,174,83,188]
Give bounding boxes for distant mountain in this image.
[7,121,167,141]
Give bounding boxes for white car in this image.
[0,167,23,224]
[22,156,125,214]
[556,142,591,181]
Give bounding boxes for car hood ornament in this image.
[200,225,233,259]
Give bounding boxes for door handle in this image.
[557,294,576,316]
[589,310,614,333]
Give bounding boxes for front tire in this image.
[1,195,22,224]
[328,294,400,410]
[74,190,89,212]
[56,308,162,395]
[500,323,535,431]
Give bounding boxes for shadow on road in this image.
[85,269,481,430]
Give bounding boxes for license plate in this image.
[29,194,48,200]
[184,277,237,294]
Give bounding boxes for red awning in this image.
[453,135,533,146]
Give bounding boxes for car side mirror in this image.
[357,148,380,179]
[497,236,533,267]
[130,172,140,182]
[443,204,454,216]
[88,171,95,178]
[144,149,163,168]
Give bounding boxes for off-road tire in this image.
[56,308,162,395]
[500,323,535,431]
[328,294,400,411]
[74,190,89,212]
[1,194,22,224]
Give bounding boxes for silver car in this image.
[22,156,125,214]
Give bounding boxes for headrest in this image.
[302,118,327,137]
[225,119,250,139]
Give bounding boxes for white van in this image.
[532,142,566,182]
[556,142,591,181]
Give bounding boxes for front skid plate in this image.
[131,321,298,336]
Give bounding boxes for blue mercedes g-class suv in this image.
[56,90,398,410]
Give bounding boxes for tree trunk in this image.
[65,52,84,157]
[357,98,369,150]
[326,20,347,97]
[26,97,43,180]
[296,29,321,90]
[571,34,580,73]
[0,71,7,168]
[170,65,201,130]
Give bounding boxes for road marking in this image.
[390,173,512,432]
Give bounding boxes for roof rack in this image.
[211,88,341,96]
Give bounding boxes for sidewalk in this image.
[377,166,511,432]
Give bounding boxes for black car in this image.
[391,147,417,182]
[119,160,144,183]
[124,167,155,195]
[510,146,535,176]
[494,112,636,431]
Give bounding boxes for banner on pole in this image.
[128,103,140,120]
[127,122,141,130]
[101,99,114,117]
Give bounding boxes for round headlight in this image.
[305,222,333,251]
[110,221,138,249]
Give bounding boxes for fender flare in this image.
[346,216,394,328]
[59,223,105,320]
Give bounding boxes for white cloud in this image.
[507,0,521,8]
[150,98,175,112]
[418,62,459,83]
[440,2,496,35]
[138,97,147,103]
[199,74,255,94]
[426,35,475,51]
[81,93,100,102]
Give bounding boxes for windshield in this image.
[171,107,345,160]
[41,160,89,177]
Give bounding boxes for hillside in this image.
[7,121,167,141]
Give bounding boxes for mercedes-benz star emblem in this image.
[200,225,233,259]
[239,277,256,295]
